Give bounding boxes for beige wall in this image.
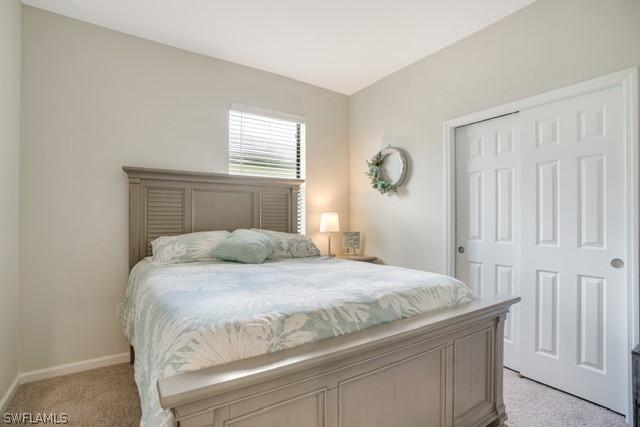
[349,0,640,271]
[18,0,640,374]
[20,6,349,371]
[0,0,21,404]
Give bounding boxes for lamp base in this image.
[327,233,334,257]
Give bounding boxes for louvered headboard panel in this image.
[259,192,290,232]
[123,167,303,269]
[145,188,186,256]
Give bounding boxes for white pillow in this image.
[251,229,321,259]
[150,230,230,264]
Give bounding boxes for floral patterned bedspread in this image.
[121,257,473,426]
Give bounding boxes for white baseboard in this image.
[19,352,129,385]
[0,352,129,411]
[0,375,20,413]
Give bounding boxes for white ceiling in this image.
[23,0,535,95]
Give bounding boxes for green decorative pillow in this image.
[251,229,321,259]
[211,229,277,264]
[151,230,230,264]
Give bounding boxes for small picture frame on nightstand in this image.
[342,231,361,255]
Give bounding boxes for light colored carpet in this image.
[2,364,140,426]
[503,368,626,427]
[2,364,626,426]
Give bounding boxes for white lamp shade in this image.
[319,212,340,233]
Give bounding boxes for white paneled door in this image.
[455,84,628,414]
[519,86,627,414]
[455,114,521,370]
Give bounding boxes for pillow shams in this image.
[151,230,230,264]
[211,229,277,264]
[251,229,321,258]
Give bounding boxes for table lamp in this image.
[319,212,340,257]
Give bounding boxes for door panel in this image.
[535,269,559,358]
[455,114,521,369]
[519,86,627,413]
[455,85,628,415]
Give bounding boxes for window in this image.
[228,104,306,233]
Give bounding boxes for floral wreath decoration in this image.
[366,145,407,195]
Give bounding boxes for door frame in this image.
[442,67,639,419]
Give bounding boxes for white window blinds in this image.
[229,105,306,233]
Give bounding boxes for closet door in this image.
[455,114,521,370]
[519,85,627,413]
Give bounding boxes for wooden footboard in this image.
[158,295,519,427]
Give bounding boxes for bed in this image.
[122,166,519,427]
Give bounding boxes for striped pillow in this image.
[211,229,277,264]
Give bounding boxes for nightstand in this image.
[338,254,378,263]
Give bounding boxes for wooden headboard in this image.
[123,166,303,268]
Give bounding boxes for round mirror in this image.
[379,147,407,187]
[366,146,408,195]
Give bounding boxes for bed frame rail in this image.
[158,295,519,427]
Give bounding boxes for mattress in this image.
[121,256,473,426]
